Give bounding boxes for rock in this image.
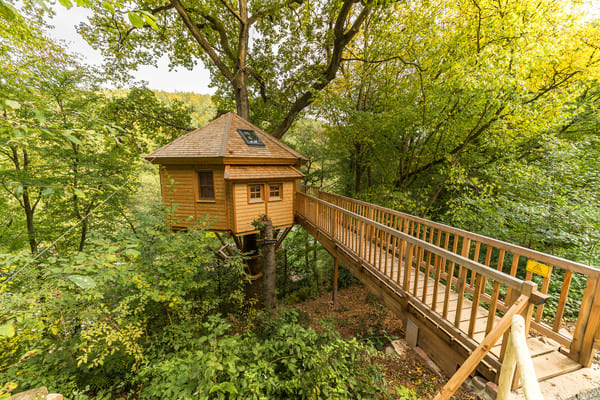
[9,387,48,400]
[47,394,63,400]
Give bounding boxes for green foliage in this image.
[0,205,247,398]
[277,227,340,304]
[140,310,388,399]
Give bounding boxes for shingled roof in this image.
[144,112,307,165]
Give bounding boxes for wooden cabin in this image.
[144,112,307,236]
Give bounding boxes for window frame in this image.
[237,129,265,147]
[247,183,264,203]
[196,170,216,202]
[268,183,282,201]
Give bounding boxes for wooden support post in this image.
[261,216,277,308]
[333,258,339,303]
[497,316,543,400]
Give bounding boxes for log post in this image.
[243,233,261,303]
[333,258,339,303]
[261,215,277,308]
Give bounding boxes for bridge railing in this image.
[296,190,545,374]
[300,186,600,367]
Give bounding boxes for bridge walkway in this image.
[295,187,600,388]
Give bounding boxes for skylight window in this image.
[238,129,265,147]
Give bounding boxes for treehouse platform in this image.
[295,186,600,392]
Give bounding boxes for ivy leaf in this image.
[128,11,144,28]
[0,321,15,338]
[68,275,96,289]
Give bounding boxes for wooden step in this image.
[531,350,581,382]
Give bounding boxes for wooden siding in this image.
[160,165,228,230]
[266,181,295,229]
[233,181,295,234]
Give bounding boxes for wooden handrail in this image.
[313,188,599,277]
[301,187,600,366]
[433,295,531,400]
[298,191,527,290]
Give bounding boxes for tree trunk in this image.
[234,77,250,120]
[22,186,37,254]
[243,234,261,303]
[261,216,277,308]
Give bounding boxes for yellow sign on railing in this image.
[526,260,550,278]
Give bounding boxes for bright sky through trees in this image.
[47,4,215,93]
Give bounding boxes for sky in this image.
[47,5,215,94]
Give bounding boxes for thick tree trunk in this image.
[234,76,250,120]
[261,216,277,308]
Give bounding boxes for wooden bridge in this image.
[294,186,600,392]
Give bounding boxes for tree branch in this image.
[271,0,373,138]
[171,0,235,82]
[217,0,243,23]
[249,0,303,25]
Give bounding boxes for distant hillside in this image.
[103,89,216,128]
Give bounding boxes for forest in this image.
[1,0,599,398]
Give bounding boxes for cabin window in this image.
[238,129,265,147]
[197,171,215,200]
[269,183,281,200]
[248,184,263,202]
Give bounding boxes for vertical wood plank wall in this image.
[234,181,295,234]
[160,165,227,230]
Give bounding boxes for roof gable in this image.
[145,113,307,164]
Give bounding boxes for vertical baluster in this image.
[358,220,363,259]
[454,238,472,328]
[505,255,520,304]
[443,235,459,320]
[486,281,501,335]
[432,230,443,311]
[497,249,506,272]
[422,227,435,303]
[553,270,573,332]
[396,236,404,285]
[403,243,414,290]
[469,242,481,289]
[535,266,553,322]
[384,231,390,276]
[413,226,427,296]
[468,272,485,337]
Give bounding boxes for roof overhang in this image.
[144,156,304,166]
[224,165,304,181]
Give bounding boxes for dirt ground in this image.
[294,284,477,400]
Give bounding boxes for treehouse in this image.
[144,112,307,237]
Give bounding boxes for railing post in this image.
[570,276,599,365]
[332,208,337,240]
[332,258,339,303]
